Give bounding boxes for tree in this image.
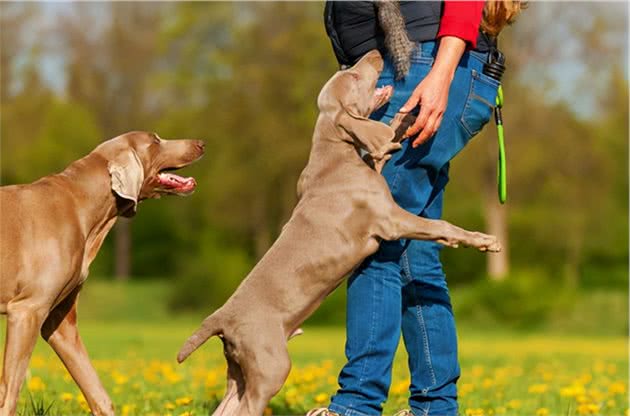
[56,2,166,279]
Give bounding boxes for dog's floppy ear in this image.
[108,150,144,217]
[338,111,395,154]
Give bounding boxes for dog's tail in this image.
[177,311,224,363]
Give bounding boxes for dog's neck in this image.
[314,114,365,156]
[298,114,368,195]
[53,153,120,237]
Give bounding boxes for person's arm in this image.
[400,1,485,147]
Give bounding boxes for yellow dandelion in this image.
[315,392,329,404]
[205,371,219,387]
[175,396,193,406]
[60,392,74,402]
[576,394,590,404]
[577,403,600,415]
[561,384,585,397]
[460,383,475,395]
[481,378,494,389]
[264,407,273,416]
[471,365,485,378]
[30,356,46,369]
[609,381,626,394]
[121,404,136,416]
[507,400,521,409]
[528,384,548,394]
[165,402,176,410]
[112,371,129,385]
[27,376,45,392]
[284,387,299,405]
[178,412,193,416]
[536,408,550,416]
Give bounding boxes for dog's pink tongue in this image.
[157,172,196,194]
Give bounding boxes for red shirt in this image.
[437,1,486,49]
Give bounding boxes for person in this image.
[308,1,523,416]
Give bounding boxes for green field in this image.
[2,281,628,416]
[2,323,627,416]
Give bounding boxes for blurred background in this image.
[1,3,628,415]
[1,1,627,335]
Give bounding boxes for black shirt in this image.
[324,1,495,66]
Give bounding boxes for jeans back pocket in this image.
[460,69,499,137]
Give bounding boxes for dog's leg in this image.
[234,331,291,416]
[212,353,245,416]
[0,303,48,416]
[41,288,114,416]
[385,205,501,252]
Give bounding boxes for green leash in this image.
[495,85,507,204]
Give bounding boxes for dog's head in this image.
[95,131,205,217]
[317,50,395,148]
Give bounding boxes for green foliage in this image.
[453,268,575,330]
[19,395,57,416]
[168,231,252,312]
[453,269,628,335]
[1,3,627,323]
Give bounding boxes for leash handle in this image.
[495,85,506,204]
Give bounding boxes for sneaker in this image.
[306,409,340,416]
[393,411,414,416]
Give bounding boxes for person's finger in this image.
[405,100,432,139]
[412,112,442,147]
[400,87,422,113]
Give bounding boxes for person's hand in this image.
[399,68,454,147]
[399,36,466,148]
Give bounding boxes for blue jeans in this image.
[329,42,499,416]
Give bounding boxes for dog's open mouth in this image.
[371,85,393,111]
[156,169,197,195]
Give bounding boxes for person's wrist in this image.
[430,63,456,84]
[432,36,466,80]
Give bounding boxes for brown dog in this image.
[177,50,500,416]
[0,132,204,416]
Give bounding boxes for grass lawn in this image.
[2,319,627,416]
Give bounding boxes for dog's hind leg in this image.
[233,330,291,416]
[385,205,501,252]
[212,345,245,416]
[41,288,114,416]
[0,302,48,416]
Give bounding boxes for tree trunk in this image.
[114,219,131,280]
[483,138,510,280]
[484,194,510,280]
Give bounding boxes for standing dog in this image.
[177,50,500,416]
[0,132,204,416]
